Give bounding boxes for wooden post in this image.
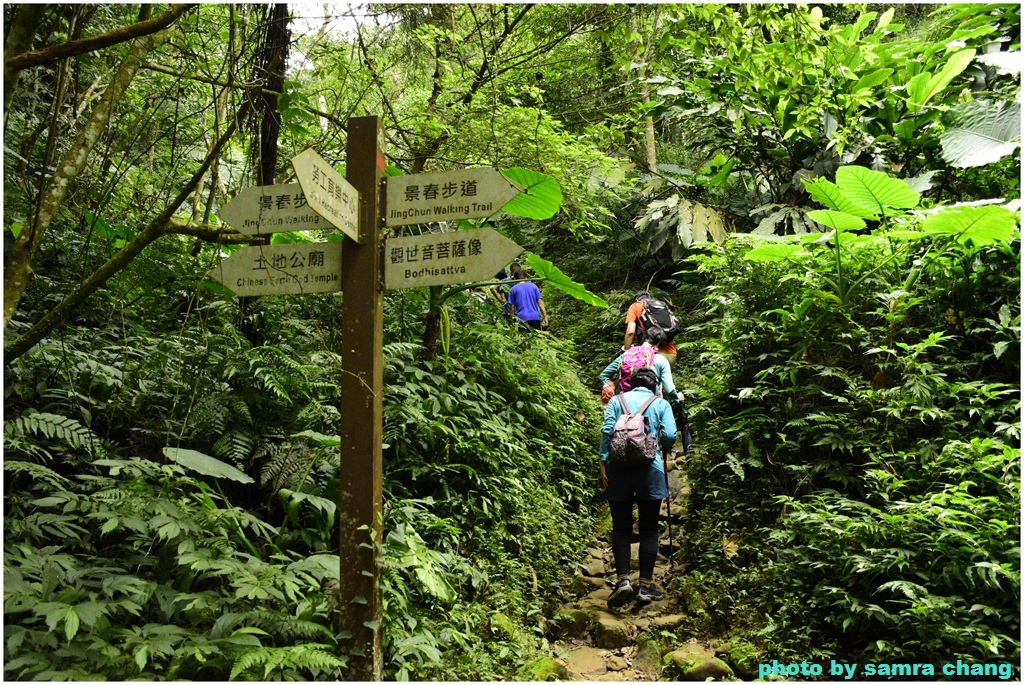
[339,116,385,680]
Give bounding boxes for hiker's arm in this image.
[600,460,608,489]
[657,356,682,403]
[659,402,677,453]
[538,298,549,326]
[624,320,637,349]
[598,354,624,385]
[598,399,619,463]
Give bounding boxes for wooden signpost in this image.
[384,226,523,290]
[218,183,327,234]
[207,122,526,680]
[336,118,385,681]
[385,167,523,226]
[206,242,342,297]
[292,148,360,241]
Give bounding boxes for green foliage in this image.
[4,274,603,680]
[680,174,1020,668]
[502,168,563,220]
[940,100,1022,169]
[526,252,609,308]
[3,448,342,680]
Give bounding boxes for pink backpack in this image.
[618,344,656,393]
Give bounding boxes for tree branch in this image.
[6,4,198,71]
[4,95,254,364]
[5,28,167,328]
[138,60,349,130]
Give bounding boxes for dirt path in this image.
[542,449,751,681]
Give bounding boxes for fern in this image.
[2,460,73,488]
[5,412,98,455]
[229,643,346,680]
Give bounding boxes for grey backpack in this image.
[607,394,659,467]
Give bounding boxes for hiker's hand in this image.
[600,462,608,489]
[601,381,615,404]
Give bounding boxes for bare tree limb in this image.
[139,61,349,129]
[5,4,197,72]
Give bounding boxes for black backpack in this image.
[638,298,680,341]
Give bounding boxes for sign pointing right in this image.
[386,167,523,226]
[384,226,523,290]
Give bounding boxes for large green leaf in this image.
[743,243,806,262]
[802,178,877,218]
[940,100,1021,168]
[163,447,255,484]
[852,68,894,92]
[907,48,976,110]
[835,166,920,213]
[525,252,608,308]
[500,168,562,220]
[920,205,1018,247]
[806,210,867,231]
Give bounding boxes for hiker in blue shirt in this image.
[506,262,549,331]
[598,326,682,404]
[599,366,677,608]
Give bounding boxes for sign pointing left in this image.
[218,183,327,235]
[207,242,343,297]
[292,149,360,242]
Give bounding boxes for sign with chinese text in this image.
[384,227,523,290]
[208,242,343,297]
[385,168,523,226]
[218,183,326,235]
[291,149,360,241]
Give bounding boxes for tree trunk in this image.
[3,29,166,329]
[239,3,290,348]
[421,286,445,361]
[3,4,49,119]
[631,6,658,173]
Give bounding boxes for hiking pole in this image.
[663,461,673,570]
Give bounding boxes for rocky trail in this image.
[530,450,758,682]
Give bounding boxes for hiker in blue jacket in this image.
[599,366,677,608]
[598,326,682,405]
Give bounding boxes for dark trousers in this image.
[609,499,661,581]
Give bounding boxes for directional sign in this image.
[207,242,343,297]
[291,149,360,241]
[218,183,327,235]
[384,227,523,290]
[385,167,523,227]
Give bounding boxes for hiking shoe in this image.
[607,579,634,609]
[636,584,664,605]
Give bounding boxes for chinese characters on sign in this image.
[384,227,524,290]
[207,242,344,297]
[218,183,326,235]
[291,149,360,241]
[385,168,523,227]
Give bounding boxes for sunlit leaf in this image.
[806,210,867,231]
[743,243,806,262]
[940,100,1021,168]
[525,252,608,308]
[500,168,562,219]
[836,166,920,212]
[920,205,1018,246]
